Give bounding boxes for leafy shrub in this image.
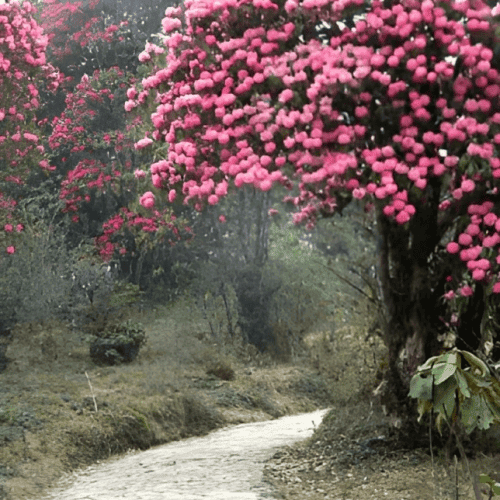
[88,319,146,365]
[78,280,143,337]
[409,349,500,434]
[233,265,282,352]
[410,349,500,499]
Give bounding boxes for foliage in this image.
[206,357,236,381]
[0,210,81,326]
[409,348,500,434]
[77,274,144,337]
[0,0,61,253]
[480,474,500,496]
[93,319,147,345]
[28,0,191,280]
[108,281,144,309]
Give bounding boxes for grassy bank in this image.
[0,295,336,500]
[264,398,500,500]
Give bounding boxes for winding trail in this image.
[40,409,328,500]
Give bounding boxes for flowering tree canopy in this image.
[128,0,500,405]
[129,0,500,292]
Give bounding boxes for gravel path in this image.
[39,409,328,500]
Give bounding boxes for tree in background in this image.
[0,0,61,254]
[128,0,500,416]
[28,0,192,286]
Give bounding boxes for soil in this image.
[264,400,500,499]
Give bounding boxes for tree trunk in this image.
[374,193,450,418]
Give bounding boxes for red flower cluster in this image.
[95,207,190,261]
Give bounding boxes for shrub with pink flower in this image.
[0,0,59,253]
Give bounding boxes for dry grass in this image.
[304,298,386,404]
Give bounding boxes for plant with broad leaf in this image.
[409,348,500,434]
[409,348,500,499]
[88,318,147,365]
[480,474,500,497]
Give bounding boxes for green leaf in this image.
[462,350,489,377]
[475,378,493,388]
[433,361,457,385]
[416,355,441,372]
[492,483,500,495]
[409,373,433,401]
[433,376,458,420]
[461,395,482,433]
[455,371,471,398]
[441,350,459,366]
[462,394,495,433]
[478,400,496,431]
[480,474,493,485]
[486,399,500,421]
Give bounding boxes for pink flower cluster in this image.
[446,201,500,291]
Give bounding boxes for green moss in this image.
[126,408,150,431]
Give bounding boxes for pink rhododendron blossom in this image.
[461,179,475,192]
[472,269,486,281]
[135,137,153,150]
[458,233,473,246]
[140,192,156,209]
[120,0,500,355]
[483,212,497,226]
[134,169,147,179]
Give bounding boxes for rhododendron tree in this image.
[0,0,60,252]
[32,0,190,271]
[128,0,500,412]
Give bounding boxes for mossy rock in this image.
[89,339,141,365]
